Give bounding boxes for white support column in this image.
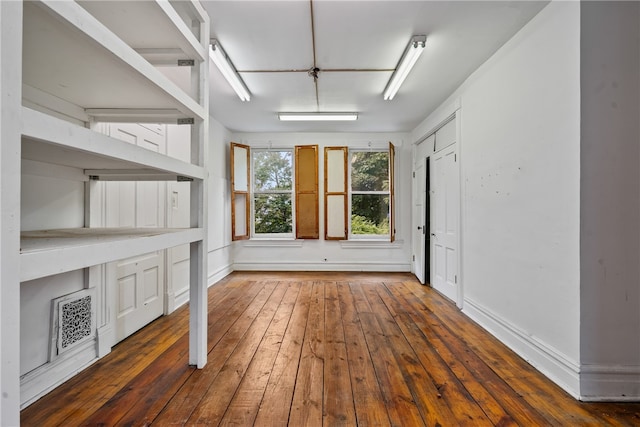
[189,127,208,367]
[0,2,22,423]
[189,10,209,368]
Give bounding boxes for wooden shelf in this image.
[21,107,205,180]
[22,1,206,122]
[20,228,204,282]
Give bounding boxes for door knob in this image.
[417,226,422,230]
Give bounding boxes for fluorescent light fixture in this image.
[209,39,251,102]
[383,35,426,101]
[278,112,358,121]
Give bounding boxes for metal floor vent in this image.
[50,289,96,361]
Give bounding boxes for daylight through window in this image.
[252,149,293,237]
[350,150,390,237]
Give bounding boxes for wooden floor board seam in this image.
[20,272,640,426]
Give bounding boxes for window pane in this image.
[254,194,292,234]
[351,151,389,191]
[351,194,389,235]
[253,151,292,191]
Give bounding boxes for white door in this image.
[413,135,433,284]
[413,160,426,284]
[104,123,167,343]
[430,143,459,302]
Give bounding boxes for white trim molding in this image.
[463,297,581,399]
[339,239,405,250]
[233,260,411,272]
[20,340,97,409]
[208,263,233,288]
[580,365,640,401]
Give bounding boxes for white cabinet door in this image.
[430,143,459,302]
[104,123,167,343]
[115,252,164,340]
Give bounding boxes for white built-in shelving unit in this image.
[0,1,209,423]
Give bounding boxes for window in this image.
[350,150,390,238]
[252,149,293,237]
[230,142,319,241]
[324,143,395,242]
[232,141,393,242]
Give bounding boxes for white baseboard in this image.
[580,365,640,401]
[21,340,97,408]
[96,324,113,358]
[208,263,233,287]
[172,287,190,310]
[170,264,233,311]
[462,297,581,399]
[232,261,411,272]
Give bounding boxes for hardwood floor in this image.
[22,272,640,426]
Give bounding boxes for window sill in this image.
[339,239,404,249]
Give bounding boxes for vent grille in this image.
[59,295,92,351]
[50,289,96,361]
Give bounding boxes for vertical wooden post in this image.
[0,1,22,423]
[189,11,209,368]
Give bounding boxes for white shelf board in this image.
[21,107,205,180]
[78,0,206,63]
[170,0,209,36]
[23,1,205,122]
[21,227,204,282]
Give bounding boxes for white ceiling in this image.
[200,1,549,133]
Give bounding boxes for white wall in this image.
[165,124,192,310]
[579,1,640,400]
[208,116,234,283]
[20,162,87,377]
[20,161,88,406]
[230,132,412,272]
[412,2,582,396]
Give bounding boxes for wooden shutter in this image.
[295,145,319,239]
[324,146,348,240]
[230,142,250,240]
[389,142,396,242]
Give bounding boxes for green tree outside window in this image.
[252,150,293,235]
[350,151,390,236]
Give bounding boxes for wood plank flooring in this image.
[21,272,640,426]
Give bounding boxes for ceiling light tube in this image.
[278,112,358,121]
[383,35,426,101]
[209,39,251,102]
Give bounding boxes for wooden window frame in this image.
[230,142,250,241]
[390,142,396,242]
[324,146,348,240]
[325,144,395,242]
[232,142,320,241]
[295,145,319,239]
